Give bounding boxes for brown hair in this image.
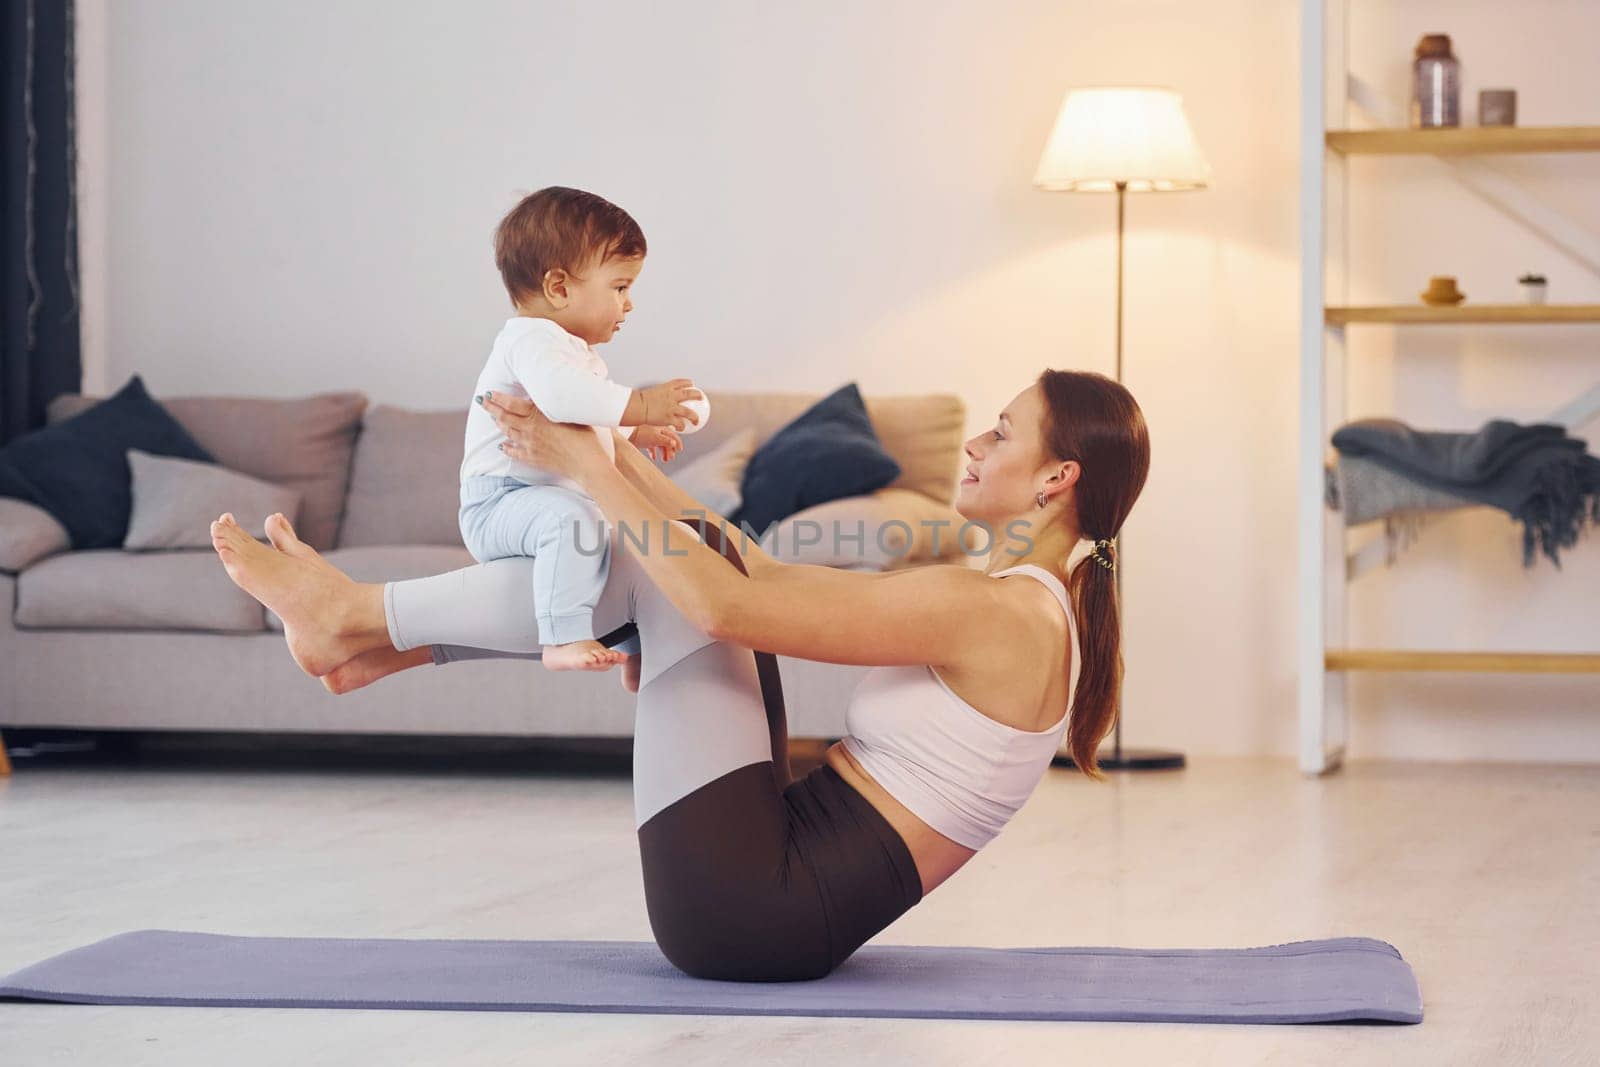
[493,186,647,308]
[1036,369,1150,782]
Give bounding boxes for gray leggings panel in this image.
[383,521,786,827]
[630,642,775,829]
[427,627,637,666]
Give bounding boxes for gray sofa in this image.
[0,387,971,746]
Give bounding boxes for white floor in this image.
[1,744,1594,1066]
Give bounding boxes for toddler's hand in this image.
[639,379,705,432]
[632,424,683,462]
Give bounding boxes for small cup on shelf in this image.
[1479,89,1517,127]
[1518,274,1547,305]
[1420,275,1465,306]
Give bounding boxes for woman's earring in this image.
[1036,490,1048,509]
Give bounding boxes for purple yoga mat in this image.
[0,930,1423,1024]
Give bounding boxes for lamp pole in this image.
[1053,180,1186,773]
[1033,86,1207,775]
[1116,180,1125,387]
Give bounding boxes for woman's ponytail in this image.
[1036,371,1148,782]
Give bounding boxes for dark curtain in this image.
[1,0,79,445]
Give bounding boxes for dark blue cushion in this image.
[0,456,33,501]
[0,375,215,549]
[730,382,901,536]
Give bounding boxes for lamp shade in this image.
[1033,86,1211,192]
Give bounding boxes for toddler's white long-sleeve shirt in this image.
[461,316,637,490]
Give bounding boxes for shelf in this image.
[1326,650,1600,674]
[1326,126,1600,155]
[1298,8,1600,775]
[1325,304,1600,325]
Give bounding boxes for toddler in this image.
[460,186,708,690]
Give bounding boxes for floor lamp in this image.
[1033,86,1211,773]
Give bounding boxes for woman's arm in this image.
[609,426,908,592]
[581,459,1006,669]
[606,428,786,579]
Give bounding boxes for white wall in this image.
[77,0,1600,764]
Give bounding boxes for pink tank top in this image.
[839,563,1080,851]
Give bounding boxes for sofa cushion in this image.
[2,375,216,549]
[731,383,901,536]
[864,394,967,505]
[666,426,757,517]
[759,487,977,569]
[51,390,368,551]
[264,545,476,631]
[0,498,71,573]
[124,450,303,550]
[0,456,32,500]
[15,549,266,632]
[660,392,966,507]
[338,406,465,548]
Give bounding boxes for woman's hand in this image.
[479,390,611,482]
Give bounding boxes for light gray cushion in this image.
[665,426,756,517]
[50,391,368,551]
[656,392,967,506]
[124,449,303,551]
[264,545,476,631]
[0,498,71,573]
[15,549,266,632]
[338,406,465,548]
[759,487,975,569]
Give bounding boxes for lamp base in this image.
[1052,747,1186,772]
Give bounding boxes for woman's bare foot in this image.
[621,653,641,694]
[322,646,434,694]
[263,512,338,573]
[542,639,628,672]
[210,513,382,676]
[254,512,425,692]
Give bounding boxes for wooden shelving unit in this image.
[1326,304,1600,325]
[1326,125,1600,155]
[1299,1,1600,775]
[1326,650,1600,674]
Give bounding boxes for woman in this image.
[209,368,1149,982]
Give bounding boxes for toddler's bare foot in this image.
[210,513,370,677]
[542,639,628,672]
[322,647,434,695]
[621,653,642,694]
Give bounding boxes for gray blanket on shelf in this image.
[1328,416,1600,568]
[1326,454,1477,525]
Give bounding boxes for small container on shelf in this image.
[1478,89,1517,127]
[1518,274,1548,305]
[1412,34,1461,128]
[1420,275,1465,306]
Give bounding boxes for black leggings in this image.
[635,522,923,982]
[639,760,923,982]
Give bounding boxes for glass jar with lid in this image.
[1412,34,1461,128]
